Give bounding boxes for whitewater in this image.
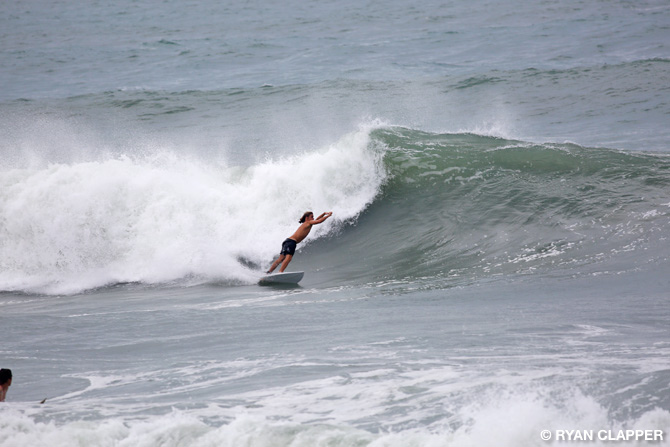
[1,0,669,446]
[0,126,384,294]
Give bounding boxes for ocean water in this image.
[1,0,670,446]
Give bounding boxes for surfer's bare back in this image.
[267,211,333,273]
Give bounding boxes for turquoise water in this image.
[1,0,669,445]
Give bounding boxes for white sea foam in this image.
[1,393,668,447]
[0,127,385,295]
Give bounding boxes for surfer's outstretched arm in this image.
[312,211,333,224]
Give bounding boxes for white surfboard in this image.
[259,271,304,285]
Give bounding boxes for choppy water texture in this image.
[1,0,669,446]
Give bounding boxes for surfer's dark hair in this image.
[299,211,313,223]
[0,369,11,385]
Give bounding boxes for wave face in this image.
[312,127,670,288]
[1,125,669,294]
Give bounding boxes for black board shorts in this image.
[280,238,297,256]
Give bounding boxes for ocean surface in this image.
[1,0,669,445]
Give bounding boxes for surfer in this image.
[266,211,333,273]
[0,369,12,402]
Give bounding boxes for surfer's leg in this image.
[279,254,293,272]
[267,254,285,273]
